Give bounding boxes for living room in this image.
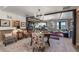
[0,6,79,52]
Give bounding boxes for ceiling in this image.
[0,6,77,20]
[0,6,66,16]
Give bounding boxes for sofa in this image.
[50,32,63,40]
[3,36,17,46]
[2,29,31,46]
[51,32,63,37]
[3,33,17,46]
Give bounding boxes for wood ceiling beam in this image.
[27,9,76,18]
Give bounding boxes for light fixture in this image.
[34,9,44,20]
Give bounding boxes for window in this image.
[57,22,59,29]
[61,22,66,30]
[56,21,66,31]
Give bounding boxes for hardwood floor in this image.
[0,37,77,52]
[45,37,76,52]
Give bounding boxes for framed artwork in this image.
[21,22,26,27]
[12,20,20,27]
[0,19,10,27]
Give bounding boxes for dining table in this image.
[43,32,52,46]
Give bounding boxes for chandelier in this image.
[34,9,44,20]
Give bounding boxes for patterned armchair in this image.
[12,29,24,40]
[31,32,45,52]
[23,30,29,38]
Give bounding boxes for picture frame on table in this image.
[21,22,26,27]
[0,19,10,27]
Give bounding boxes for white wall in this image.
[0,10,26,30]
[47,20,68,32]
[47,20,57,31]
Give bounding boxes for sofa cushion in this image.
[4,33,12,38]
